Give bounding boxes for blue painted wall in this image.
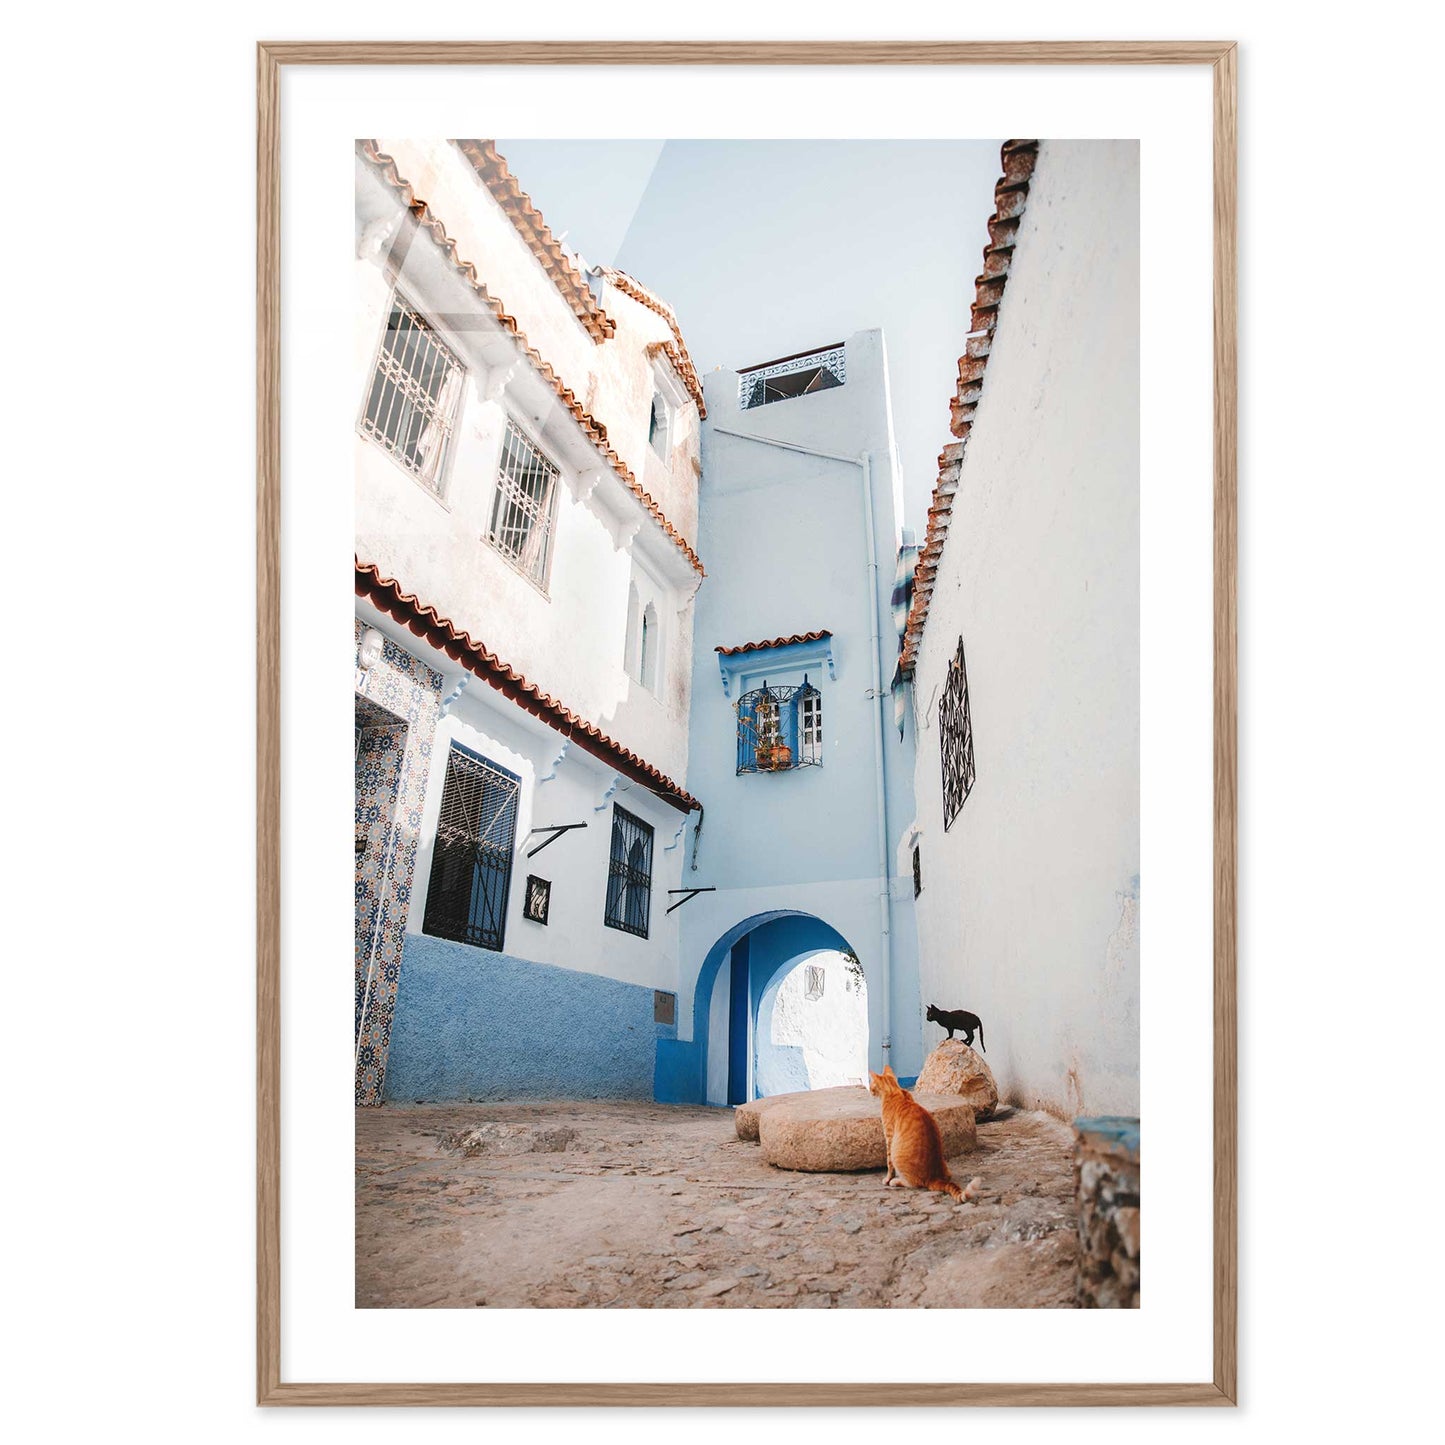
[680,330,925,1084]
[383,932,671,1102]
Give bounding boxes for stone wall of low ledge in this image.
[1074,1116,1140,1308]
[738,1086,977,1172]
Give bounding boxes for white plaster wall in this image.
[371,139,701,550]
[354,146,699,784]
[910,141,1140,1119]
[682,328,923,1088]
[764,951,869,1090]
[363,605,689,995]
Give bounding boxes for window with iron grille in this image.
[940,636,976,829]
[359,292,465,492]
[422,745,521,951]
[486,419,561,587]
[738,344,846,410]
[804,964,825,1001]
[604,805,654,938]
[735,677,822,774]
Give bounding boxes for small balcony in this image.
[735,679,823,774]
[737,344,846,410]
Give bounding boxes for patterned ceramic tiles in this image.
[353,621,443,1106]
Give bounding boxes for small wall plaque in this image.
[523,875,550,925]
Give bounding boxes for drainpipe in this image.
[709,426,894,1070]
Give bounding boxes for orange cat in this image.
[868,1066,979,1203]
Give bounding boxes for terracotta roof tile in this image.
[715,630,832,657]
[357,560,701,814]
[452,139,615,344]
[602,268,706,416]
[359,142,703,577]
[899,140,1039,674]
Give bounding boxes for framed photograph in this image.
[259,40,1236,1406]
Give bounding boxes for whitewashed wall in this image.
[910,141,1140,1119]
[759,951,870,1093]
[354,141,699,785]
[360,602,690,996]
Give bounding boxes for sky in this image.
[498,138,1004,534]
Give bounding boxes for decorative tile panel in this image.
[353,621,443,1106]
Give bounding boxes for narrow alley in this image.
[356,1100,1078,1309]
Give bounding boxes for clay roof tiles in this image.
[899,139,1040,674]
[357,560,701,815]
[452,139,615,344]
[715,630,832,656]
[603,268,707,416]
[358,141,704,578]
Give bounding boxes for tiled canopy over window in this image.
[738,343,846,410]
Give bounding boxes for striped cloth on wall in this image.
[889,539,921,738]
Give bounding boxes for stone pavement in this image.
[356,1098,1079,1309]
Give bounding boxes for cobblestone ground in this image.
[356,1099,1079,1308]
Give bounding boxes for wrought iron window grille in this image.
[359,292,465,492]
[940,636,977,829]
[604,805,654,938]
[523,875,551,925]
[737,344,846,410]
[486,418,561,588]
[735,677,823,774]
[422,746,521,952]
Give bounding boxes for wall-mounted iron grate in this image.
[523,874,551,925]
[939,636,976,829]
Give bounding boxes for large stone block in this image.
[735,1085,858,1141]
[914,1040,999,1119]
[754,1085,977,1172]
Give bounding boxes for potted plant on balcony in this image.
[753,685,793,771]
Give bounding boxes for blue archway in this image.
[654,909,863,1105]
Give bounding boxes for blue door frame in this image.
[726,935,751,1105]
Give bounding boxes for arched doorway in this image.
[655,909,870,1106]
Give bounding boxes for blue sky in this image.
[498,138,1003,532]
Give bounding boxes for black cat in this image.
[925,1004,986,1052]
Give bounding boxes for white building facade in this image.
[659,331,923,1106]
[901,140,1141,1119]
[352,140,707,1106]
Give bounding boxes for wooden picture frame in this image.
[258,39,1237,1406]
